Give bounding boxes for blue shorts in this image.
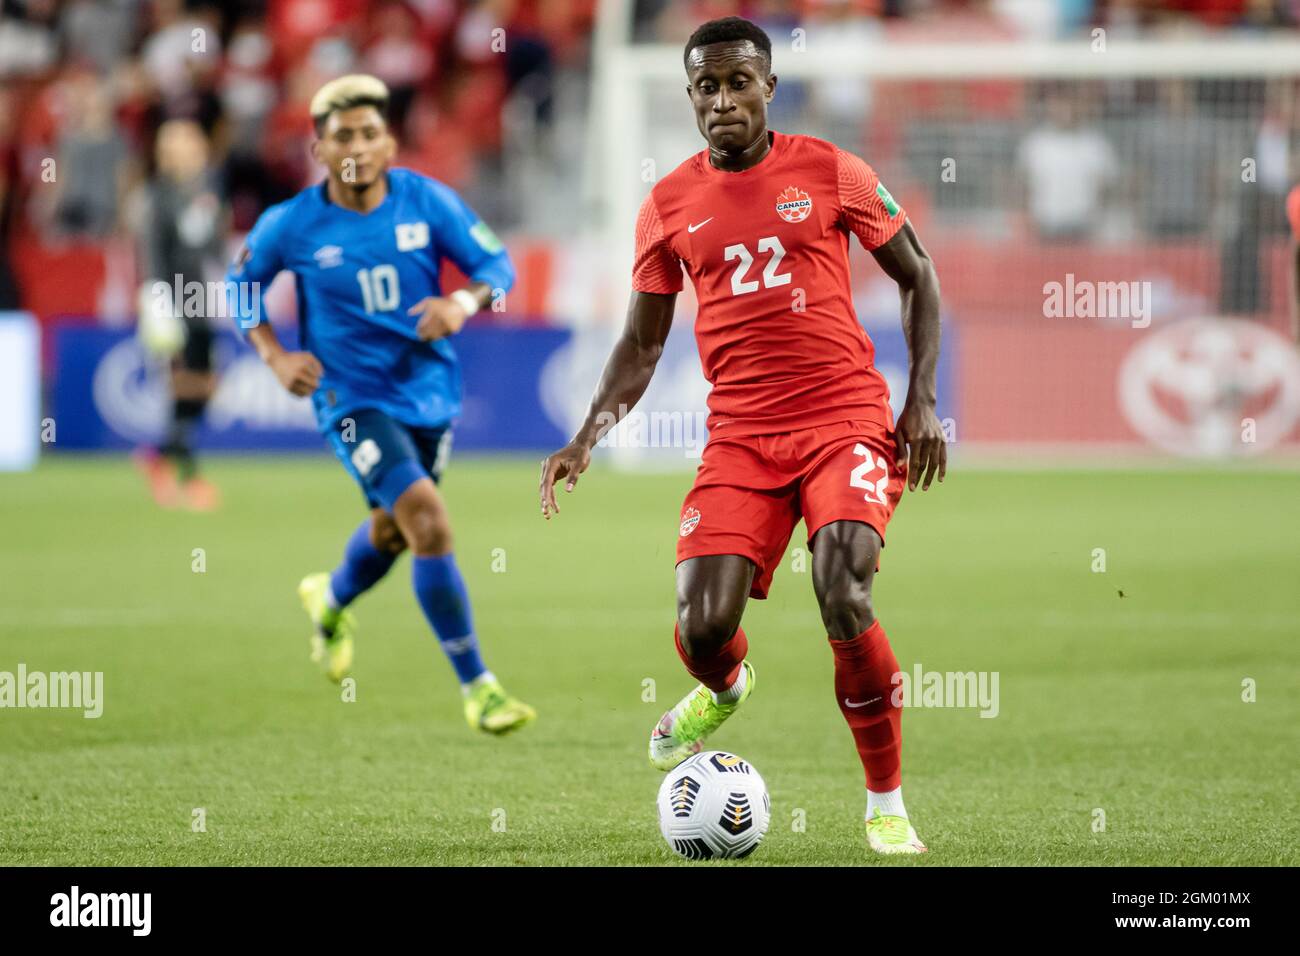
[326,409,452,512]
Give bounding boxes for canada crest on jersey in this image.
[775,185,813,223]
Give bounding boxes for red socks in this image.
[672,620,899,791]
[674,624,748,693]
[830,620,902,792]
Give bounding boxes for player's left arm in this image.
[871,222,945,491]
[837,147,946,491]
[409,181,516,341]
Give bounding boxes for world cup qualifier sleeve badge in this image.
[775,186,813,223]
[875,181,901,218]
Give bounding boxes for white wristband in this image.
[450,289,481,317]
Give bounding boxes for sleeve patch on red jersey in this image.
[875,182,901,218]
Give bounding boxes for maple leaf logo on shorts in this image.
[679,506,702,537]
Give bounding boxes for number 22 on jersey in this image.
[723,236,791,296]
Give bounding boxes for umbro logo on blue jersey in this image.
[314,245,344,269]
[396,222,430,252]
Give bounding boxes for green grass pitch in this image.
[1,455,1297,866]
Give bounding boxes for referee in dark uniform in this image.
[134,119,228,510]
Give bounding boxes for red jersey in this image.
[632,131,907,437]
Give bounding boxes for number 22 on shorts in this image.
[849,443,890,505]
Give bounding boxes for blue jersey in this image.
[227,167,515,432]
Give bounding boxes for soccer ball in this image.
[657,751,771,860]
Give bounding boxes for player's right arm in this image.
[247,325,322,397]
[539,290,676,518]
[225,203,322,397]
[539,193,683,518]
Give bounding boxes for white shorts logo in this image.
[351,438,382,477]
[679,506,701,537]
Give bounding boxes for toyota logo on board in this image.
[1117,318,1300,457]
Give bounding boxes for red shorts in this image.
[675,420,906,599]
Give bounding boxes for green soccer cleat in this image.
[463,677,537,735]
[865,808,928,855]
[298,572,354,683]
[649,660,755,771]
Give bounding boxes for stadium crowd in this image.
[1,0,1298,319]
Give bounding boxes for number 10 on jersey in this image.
[357,265,400,313]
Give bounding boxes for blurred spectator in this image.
[1017,85,1119,240]
[59,0,141,75]
[0,0,60,80]
[802,1,879,137]
[362,2,437,130]
[1136,79,1216,236]
[141,0,224,126]
[1221,83,1294,313]
[219,17,296,230]
[47,71,135,240]
[219,16,279,148]
[396,90,474,185]
[142,0,221,93]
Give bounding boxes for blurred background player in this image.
[540,17,945,855]
[227,75,535,735]
[133,118,227,511]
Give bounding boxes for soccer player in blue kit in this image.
[227,75,535,735]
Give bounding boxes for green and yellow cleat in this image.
[463,677,536,735]
[298,572,354,683]
[649,660,755,771]
[865,808,928,855]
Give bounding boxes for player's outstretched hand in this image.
[539,442,592,520]
[410,297,468,341]
[270,351,323,397]
[894,401,948,492]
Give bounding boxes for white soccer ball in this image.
[657,750,771,860]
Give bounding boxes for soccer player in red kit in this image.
[540,16,945,855]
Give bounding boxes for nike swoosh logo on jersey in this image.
[687,218,714,233]
[844,696,883,708]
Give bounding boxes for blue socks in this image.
[411,553,487,684]
[329,521,399,608]
[327,522,487,685]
